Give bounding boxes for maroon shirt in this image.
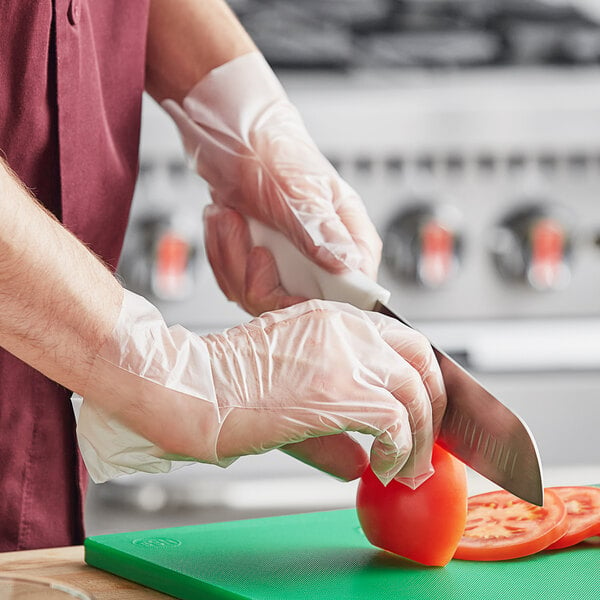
[0,0,149,550]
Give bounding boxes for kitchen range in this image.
[85,0,600,537]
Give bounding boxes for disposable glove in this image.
[162,52,382,316]
[76,290,446,487]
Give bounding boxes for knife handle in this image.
[247,218,391,310]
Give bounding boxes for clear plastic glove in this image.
[162,52,382,316]
[76,290,446,487]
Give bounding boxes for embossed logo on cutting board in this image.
[132,537,182,549]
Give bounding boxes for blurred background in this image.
[86,0,600,535]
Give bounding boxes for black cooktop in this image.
[229,0,600,70]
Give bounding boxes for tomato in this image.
[356,444,467,567]
[546,486,600,550]
[454,488,568,561]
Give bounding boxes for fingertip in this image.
[394,464,435,490]
[203,203,244,227]
[298,218,364,274]
[203,202,221,221]
[369,433,412,487]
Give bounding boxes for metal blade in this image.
[374,301,544,506]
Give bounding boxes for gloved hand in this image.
[76,290,446,488]
[162,52,382,316]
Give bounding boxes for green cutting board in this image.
[85,508,599,600]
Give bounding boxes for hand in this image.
[162,52,382,316]
[77,292,446,488]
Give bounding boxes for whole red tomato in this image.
[356,444,467,566]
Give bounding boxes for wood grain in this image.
[0,546,171,599]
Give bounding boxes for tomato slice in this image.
[454,489,568,561]
[546,486,600,550]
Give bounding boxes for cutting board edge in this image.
[84,538,249,600]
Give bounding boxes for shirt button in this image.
[68,0,81,26]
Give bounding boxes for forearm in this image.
[0,158,123,394]
[145,0,257,103]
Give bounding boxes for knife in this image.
[249,219,544,506]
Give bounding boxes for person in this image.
[0,0,446,551]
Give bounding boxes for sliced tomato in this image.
[454,488,568,561]
[546,486,600,550]
[356,444,467,567]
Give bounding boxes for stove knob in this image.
[383,204,463,289]
[491,205,573,291]
[151,229,195,301]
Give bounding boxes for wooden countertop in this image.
[0,546,171,599]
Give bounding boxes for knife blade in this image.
[373,300,544,505]
[248,219,544,505]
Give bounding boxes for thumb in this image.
[281,433,369,482]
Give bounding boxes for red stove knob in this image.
[383,204,463,289]
[491,205,572,291]
[419,220,456,288]
[152,230,194,300]
[528,218,568,290]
